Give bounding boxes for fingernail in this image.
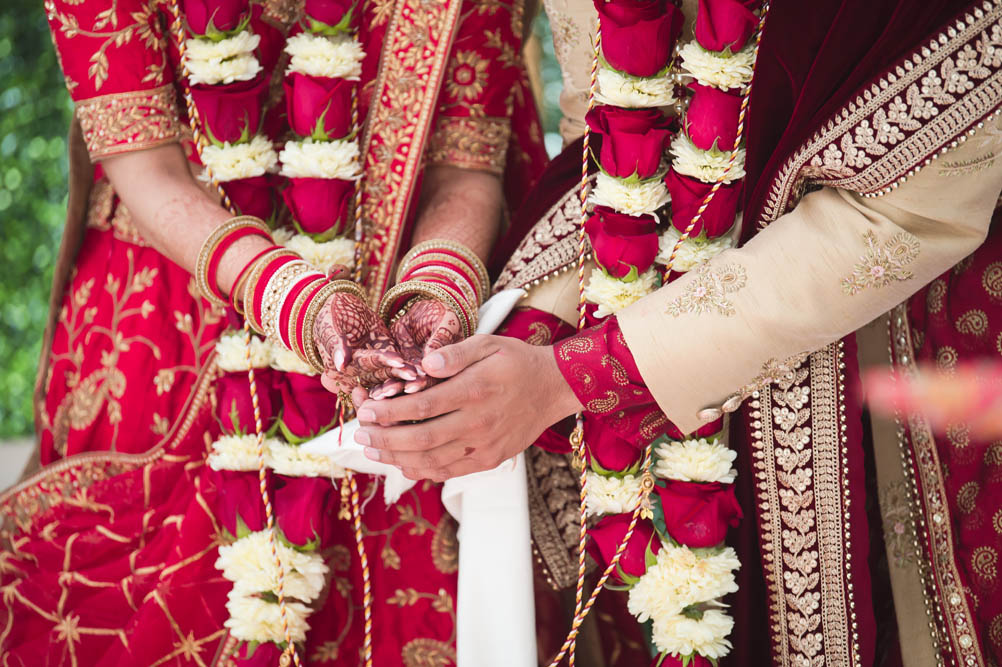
[358,408,376,422]
[364,447,380,461]
[387,359,405,368]
[405,385,420,394]
[334,350,345,371]
[424,353,444,371]
[400,370,417,381]
[355,429,371,446]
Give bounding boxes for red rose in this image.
[274,476,336,547]
[284,73,353,140]
[304,0,354,28]
[660,416,725,442]
[586,514,660,585]
[694,0,759,53]
[182,0,250,36]
[665,169,741,239]
[236,640,283,667]
[209,468,267,536]
[595,0,684,77]
[654,654,713,667]
[190,77,268,145]
[585,206,659,278]
[586,106,673,180]
[224,175,277,221]
[685,82,742,152]
[217,369,278,435]
[588,420,642,472]
[282,177,355,239]
[654,480,741,548]
[276,372,339,442]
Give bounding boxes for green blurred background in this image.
[0,3,561,440]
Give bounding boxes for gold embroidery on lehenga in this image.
[840,230,920,295]
[880,479,921,569]
[983,260,1002,299]
[431,516,459,574]
[956,309,989,336]
[75,85,183,159]
[666,263,747,317]
[425,116,511,174]
[927,278,947,313]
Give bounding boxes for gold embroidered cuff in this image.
[425,116,511,175]
[75,84,184,160]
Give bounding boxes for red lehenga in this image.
[0,0,546,664]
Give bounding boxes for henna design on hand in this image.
[386,298,464,396]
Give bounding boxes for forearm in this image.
[100,143,273,295]
[410,165,504,263]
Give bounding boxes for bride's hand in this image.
[312,289,417,394]
[371,298,464,399]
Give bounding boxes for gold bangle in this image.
[287,275,328,364]
[260,261,317,344]
[242,248,298,334]
[399,252,485,305]
[195,216,272,309]
[406,266,478,312]
[396,239,489,297]
[379,280,473,337]
[301,279,370,373]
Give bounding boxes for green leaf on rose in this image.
[304,5,356,36]
[198,11,253,42]
[589,451,641,477]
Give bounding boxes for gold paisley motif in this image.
[972,545,999,582]
[927,278,947,314]
[957,480,980,514]
[956,309,989,336]
[402,638,456,667]
[994,508,1002,534]
[991,614,1002,646]
[600,355,629,386]
[984,261,1002,300]
[937,345,958,372]
[985,442,1002,466]
[524,322,553,346]
[557,337,595,360]
[431,517,458,575]
[586,390,619,413]
[947,422,971,450]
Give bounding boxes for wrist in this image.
[540,344,584,422]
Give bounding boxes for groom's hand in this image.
[352,335,583,481]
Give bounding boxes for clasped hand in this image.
[312,290,583,482]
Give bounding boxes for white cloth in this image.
[301,288,535,667]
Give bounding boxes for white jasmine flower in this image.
[224,592,312,643]
[670,134,746,185]
[596,67,676,108]
[279,138,362,180]
[680,40,756,90]
[282,234,355,272]
[657,227,735,273]
[200,135,278,182]
[266,440,344,478]
[208,434,276,472]
[627,544,740,621]
[583,267,658,318]
[216,332,273,371]
[655,438,737,484]
[585,472,642,517]
[651,609,734,659]
[186,31,260,61]
[217,530,329,602]
[269,345,318,376]
[589,172,670,216]
[285,32,364,79]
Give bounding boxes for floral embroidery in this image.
[841,230,920,295]
[880,479,919,569]
[75,85,183,159]
[445,50,488,101]
[425,116,511,174]
[666,263,747,317]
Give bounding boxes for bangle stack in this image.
[196,215,369,373]
[379,239,488,336]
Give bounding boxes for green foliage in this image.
[0,2,74,437]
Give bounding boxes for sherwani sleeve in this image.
[424,0,527,175]
[612,126,1002,434]
[45,0,183,161]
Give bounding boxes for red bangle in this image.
[278,274,326,350]
[294,280,330,361]
[402,259,480,299]
[231,245,282,312]
[206,226,273,304]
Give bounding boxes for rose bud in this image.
[209,468,267,536]
[586,106,673,180]
[276,373,339,442]
[190,78,268,146]
[217,368,277,434]
[182,0,250,36]
[585,206,659,279]
[236,640,283,667]
[274,476,336,548]
[587,421,642,472]
[304,0,355,28]
[660,416,724,442]
[654,480,742,548]
[284,73,354,140]
[685,82,742,152]
[225,175,277,221]
[282,177,355,240]
[594,0,684,77]
[665,169,741,239]
[694,0,759,53]
[586,514,660,586]
[655,654,713,667]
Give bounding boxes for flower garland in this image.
[175,0,366,663]
[569,1,768,665]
